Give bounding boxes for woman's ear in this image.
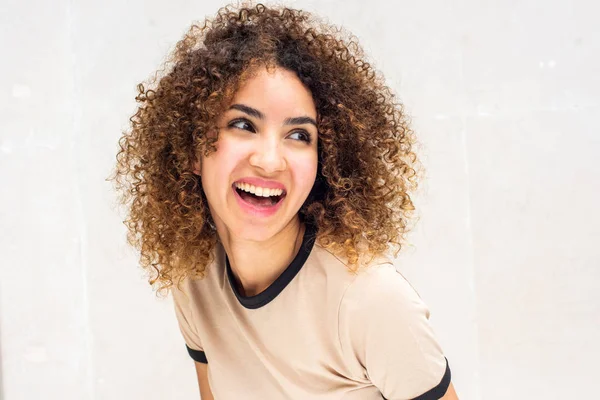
[192,158,202,176]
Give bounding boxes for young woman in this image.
[112,3,459,399]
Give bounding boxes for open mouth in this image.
[233,185,287,208]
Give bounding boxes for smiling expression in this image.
[195,66,319,241]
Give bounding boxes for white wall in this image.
[1,0,598,399]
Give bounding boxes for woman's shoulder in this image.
[310,242,409,296]
[311,241,395,273]
[335,253,427,313]
[171,241,226,298]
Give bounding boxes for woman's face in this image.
[197,66,319,241]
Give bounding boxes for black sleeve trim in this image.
[410,357,452,400]
[186,345,208,363]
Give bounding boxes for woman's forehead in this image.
[226,67,317,119]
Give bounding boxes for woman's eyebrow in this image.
[283,116,317,127]
[229,103,317,127]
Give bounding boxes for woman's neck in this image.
[217,217,306,297]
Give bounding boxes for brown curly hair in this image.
[109,2,423,294]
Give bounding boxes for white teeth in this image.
[234,182,284,197]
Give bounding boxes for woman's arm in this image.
[194,362,214,400]
[441,382,459,400]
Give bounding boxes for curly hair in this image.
[110,2,423,294]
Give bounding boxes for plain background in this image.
[1,0,599,399]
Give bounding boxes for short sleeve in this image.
[338,264,451,400]
[172,284,208,363]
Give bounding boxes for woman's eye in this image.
[228,119,311,143]
[229,119,255,132]
[289,131,311,143]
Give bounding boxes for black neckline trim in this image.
[226,222,317,310]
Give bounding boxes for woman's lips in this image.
[232,186,286,217]
[233,177,287,193]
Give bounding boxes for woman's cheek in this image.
[291,156,318,193]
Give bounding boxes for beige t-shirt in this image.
[172,222,451,399]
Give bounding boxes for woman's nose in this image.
[248,135,286,173]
